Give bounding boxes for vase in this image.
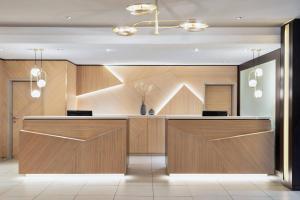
[149,108,155,115]
[140,101,147,115]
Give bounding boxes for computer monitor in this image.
[202,111,228,116]
[67,110,93,116]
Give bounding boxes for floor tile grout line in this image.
[218,180,235,200]
[31,181,53,200]
[251,180,277,200]
[112,177,121,200]
[151,155,154,200]
[72,182,87,200]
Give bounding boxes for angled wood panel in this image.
[77,66,122,95]
[158,86,203,115]
[167,119,274,174]
[19,119,127,174]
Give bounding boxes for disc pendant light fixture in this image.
[113,0,208,36]
[30,49,47,98]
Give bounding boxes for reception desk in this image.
[20,115,274,175]
[19,116,128,174]
[166,116,274,174]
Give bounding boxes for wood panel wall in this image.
[205,85,233,115]
[77,66,237,115]
[0,60,77,158]
[77,66,122,95]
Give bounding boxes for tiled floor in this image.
[0,156,298,200]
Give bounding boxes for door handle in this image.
[12,116,20,123]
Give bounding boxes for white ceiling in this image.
[0,27,280,65]
[0,0,299,27]
[0,0,297,65]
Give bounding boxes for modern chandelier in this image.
[248,49,263,98]
[113,0,208,36]
[30,49,47,98]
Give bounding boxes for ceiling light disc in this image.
[113,26,137,36]
[180,19,208,32]
[126,4,157,15]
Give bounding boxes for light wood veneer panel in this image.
[129,118,148,154]
[19,119,127,174]
[23,119,127,140]
[205,85,232,115]
[148,118,165,154]
[0,61,77,157]
[158,86,203,115]
[167,119,274,174]
[77,66,122,95]
[77,66,237,116]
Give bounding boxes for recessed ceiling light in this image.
[236,16,243,20]
[106,48,112,52]
[66,16,72,20]
[194,48,199,52]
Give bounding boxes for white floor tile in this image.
[75,195,114,200]
[116,185,153,196]
[0,156,293,200]
[78,185,117,196]
[154,185,191,197]
[34,194,75,200]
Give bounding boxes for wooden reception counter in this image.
[166,116,275,174]
[19,116,128,174]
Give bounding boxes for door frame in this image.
[7,80,33,159]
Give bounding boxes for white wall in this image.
[240,60,276,128]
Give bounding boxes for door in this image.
[205,85,233,115]
[12,81,43,158]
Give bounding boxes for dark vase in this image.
[149,108,155,115]
[140,101,147,115]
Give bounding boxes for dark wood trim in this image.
[237,69,240,116]
[238,48,282,172]
[239,49,281,71]
[289,19,300,190]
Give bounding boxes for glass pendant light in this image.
[30,49,40,77]
[254,89,263,98]
[255,68,263,77]
[37,50,47,88]
[248,70,257,87]
[31,89,41,98]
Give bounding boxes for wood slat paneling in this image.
[76,66,122,95]
[159,86,203,115]
[148,118,165,154]
[19,119,127,174]
[77,66,237,116]
[0,60,77,158]
[205,85,233,115]
[167,119,274,174]
[129,118,148,154]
